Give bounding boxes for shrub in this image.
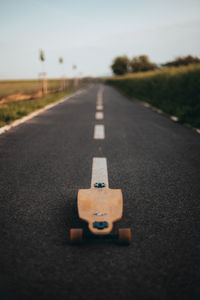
[111,56,130,75]
[130,55,157,72]
[106,64,200,128]
[163,55,200,67]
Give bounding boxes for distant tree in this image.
[59,57,63,64]
[111,56,130,75]
[39,49,45,63]
[130,55,157,72]
[163,55,200,67]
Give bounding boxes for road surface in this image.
[0,84,200,300]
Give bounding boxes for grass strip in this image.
[0,89,74,128]
[0,79,74,99]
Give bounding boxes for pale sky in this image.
[0,0,200,79]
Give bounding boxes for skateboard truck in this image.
[94,182,106,188]
[93,221,108,229]
[69,180,131,245]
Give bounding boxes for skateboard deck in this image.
[78,186,123,235]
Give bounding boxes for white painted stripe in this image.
[95,112,104,120]
[196,129,200,134]
[97,85,104,105]
[143,103,150,108]
[94,124,105,139]
[96,105,103,111]
[170,116,179,122]
[0,89,85,136]
[91,157,109,187]
[97,99,103,106]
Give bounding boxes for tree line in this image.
[111,55,200,75]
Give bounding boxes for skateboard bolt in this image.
[94,182,105,188]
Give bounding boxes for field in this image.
[0,89,74,128]
[0,79,63,99]
[0,77,94,128]
[106,64,200,128]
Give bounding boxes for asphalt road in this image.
[0,84,200,300]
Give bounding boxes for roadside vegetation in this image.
[111,55,157,75]
[0,89,74,128]
[111,54,200,76]
[0,79,66,99]
[0,47,93,128]
[107,63,200,129]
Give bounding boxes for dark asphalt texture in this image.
[0,84,200,300]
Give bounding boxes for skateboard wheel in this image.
[70,229,83,245]
[118,228,131,245]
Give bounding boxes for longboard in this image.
[70,182,131,244]
[78,186,123,234]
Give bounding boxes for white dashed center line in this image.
[97,86,104,106]
[94,124,105,139]
[91,157,109,187]
[95,112,104,120]
[96,105,103,111]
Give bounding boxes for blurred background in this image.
[1,0,200,79]
[0,0,200,128]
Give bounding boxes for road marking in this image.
[170,116,179,122]
[94,124,105,139]
[96,105,103,111]
[97,85,104,106]
[91,157,109,187]
[95,112,104,120]
[97,97,103,105]
[143,103,150,108]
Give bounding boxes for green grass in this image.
[106,64,200,128]
[0,79,72,99]
[0,89,74,128]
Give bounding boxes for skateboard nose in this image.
[93,221,108,230]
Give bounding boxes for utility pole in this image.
[72,64,78,88]
[39,49,47,95]
[59,57,65,91]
